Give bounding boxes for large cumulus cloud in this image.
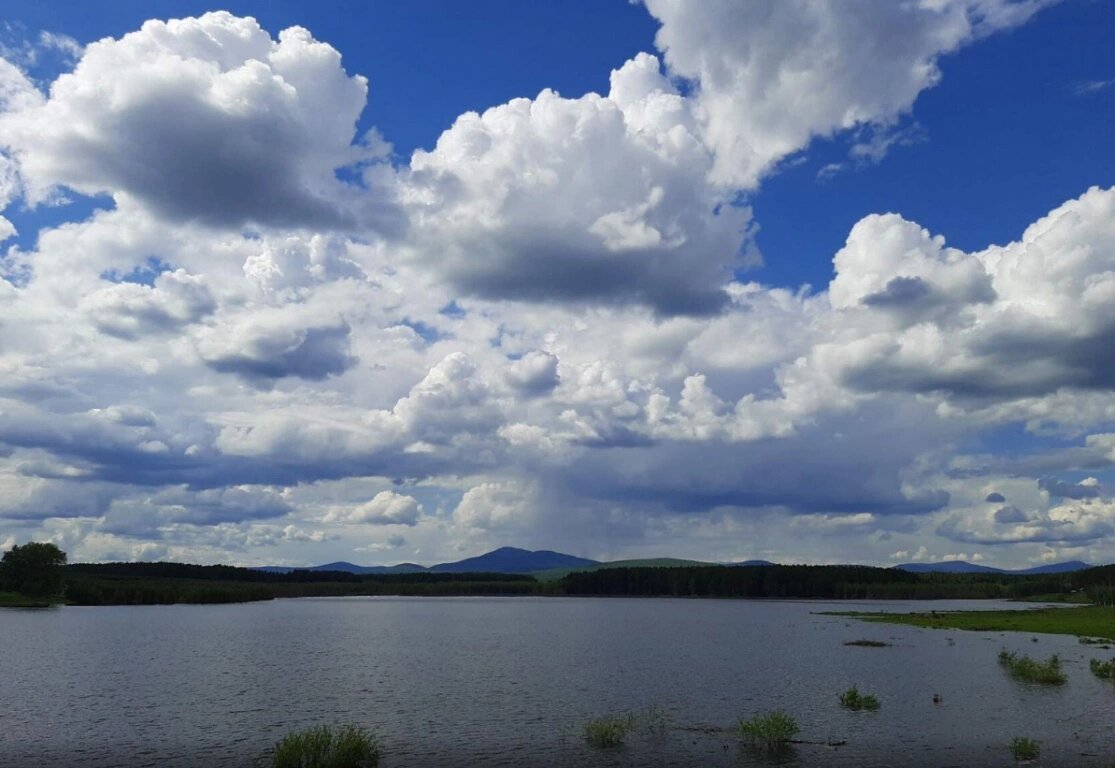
[0,12,392,228]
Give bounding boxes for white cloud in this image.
[325,491,422,526]
[0,12,392,228]
[644,0,1050,188]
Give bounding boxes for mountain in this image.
[429,546,599,574]
[895,560,1090,574]
[1015,560,1091,575]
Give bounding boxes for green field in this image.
[830,605,1115,640]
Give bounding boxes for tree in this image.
[0,542,67,598]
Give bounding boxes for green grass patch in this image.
[839,685,880,711]
[998,650,1066,685]
[581,706,671,749]
[736,710,799,751]
[1011,737,1040,761]
[582,715,633,749]
[828,605,1115,640]
[1089,657,1115,680]
[270,724,379,768]
[0,590,57,608]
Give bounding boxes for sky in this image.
[0,1,1113,569]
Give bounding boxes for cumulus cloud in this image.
[0,12,393,228]
[324,490,422,526]
[819,186,1115,408]
[197,311,356,383]
[402,53,753,315]
[644,0,1050,187]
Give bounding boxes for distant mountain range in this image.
[258,547,1092,577]
[258,547,597,575]
[894,560,1090,575]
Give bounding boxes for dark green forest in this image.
[50,560,1115,606]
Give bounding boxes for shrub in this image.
[839,685,880,711]
[1090,658,1115,680]
[271,725,379,768]
[998,650,1067,685]
[736,710,799,751]
[1011,737,1040,761]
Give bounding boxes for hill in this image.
[895,560,1090,575]
[430,547,598,574]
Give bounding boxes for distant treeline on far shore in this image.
[60,561,1115,606]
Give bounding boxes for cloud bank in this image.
[3,2,1112,570]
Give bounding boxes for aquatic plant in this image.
[1010,737,1040,761]
[582,715,632,749]
[736,710,799,751]
[270,724,379,768]
[634,705,670,736]
[1090,657,1115,680]
[838,685,880,711]
[843,639,890,647]
[997,650,1066,685]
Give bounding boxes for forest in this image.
[50,560,1115,605]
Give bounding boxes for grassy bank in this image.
[829,605,1115,640]
[0,590,58,608]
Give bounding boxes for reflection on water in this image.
[1,597,1111,767]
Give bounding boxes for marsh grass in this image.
[736,710,799,751]
[1011,737,1040,761]
[582,715,633,749]
[1080,637,1113,649]
[270,725,379,768]
[838,685,880,711]
[1090,658,1115,680]
[998,650,1067,685]
[581,706,672,749]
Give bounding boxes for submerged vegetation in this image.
[581,706,670,749]
[839,686,880,711]
[736,711,799,751]
[1010,737,1041,761]
[270,725,379,768]
[1089,658,1115,680]
[998,650,1066,685]
[834,605,1115,640]
[582,715,632,749]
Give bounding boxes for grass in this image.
[270,725,379,768]
[1089,658,1115,680]
[582,715,633,749]
[843,639,890,647]
[1079,636,1113,648]
[581,706,671,749]
[1011,737,1040,761]
[0,590,57,608]
[829,605,1115,640]
[838,685,880,711]
[736,710,799,751]
[998,650,1067,685]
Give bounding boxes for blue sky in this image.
[0,0,1113,568]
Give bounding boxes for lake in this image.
[1,597,1111,767]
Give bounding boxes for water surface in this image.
[1,597,1111,766]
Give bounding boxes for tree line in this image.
[4,541,1114,606]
